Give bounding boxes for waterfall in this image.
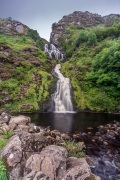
[44,43,64,60]
[52,64,73,112]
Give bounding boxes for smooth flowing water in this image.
[52,64,73,112]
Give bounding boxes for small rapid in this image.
[52,64,74,112]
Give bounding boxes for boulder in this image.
[9,115,31,130]
[0,135,22,167]
[0,112,11,123]
[62,157,91,180]
[24,145,68,179]
[18,132,48,153]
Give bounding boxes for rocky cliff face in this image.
[0,17,29,35]
[50,11,120,46]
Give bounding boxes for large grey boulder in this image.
[0,135,22,167]
[9,115,31,130]
[62,157,92,180]
[24,145,68,179]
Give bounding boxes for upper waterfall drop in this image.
[44,43,64,61]
[52,64,73,112]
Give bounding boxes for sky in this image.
[0,0,120,41]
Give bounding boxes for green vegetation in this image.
[62,141,85,158]
[0,130,13,151]
[0,159,8,180]
[0,140,7,151]
[0,32,56,112]
[1,18,120,113]
[61,23,120,112]
[28,28,47,50]
[0,33,34,50]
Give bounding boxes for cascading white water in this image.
[52,64,73,112]
[44,44,64,61]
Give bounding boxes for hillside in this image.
[58,20,120,112]
[0,18,56,113]
[50,11,120,46]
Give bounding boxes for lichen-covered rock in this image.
[0,112,11,123]
[0,135,22,167]
[24,145,68,179]
[22,171,51,180]
[9,115,31,130]
[62,157,91,180]
[18,132,48,152]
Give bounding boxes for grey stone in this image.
[23,171,51,180]
[0,135,22,167]
[0,112,11,123]
[16,25,24,33]
[62,157,91,180]
[9,115,31,130]
[25,145,68,179]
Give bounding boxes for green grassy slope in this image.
[60,23,120,112]
[0,32,56,112]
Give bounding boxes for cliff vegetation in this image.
[60,22,120,112]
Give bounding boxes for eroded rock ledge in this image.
[0,112,100,180]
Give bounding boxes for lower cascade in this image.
[52,64,73,112]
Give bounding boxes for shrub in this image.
[62,141,85,158]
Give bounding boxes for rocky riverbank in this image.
[0,112,100,180]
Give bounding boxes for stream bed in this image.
[22,112,120,180]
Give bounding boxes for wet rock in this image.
[98,126,107,134]
[9,115,31,130]
[24,145,68,179]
